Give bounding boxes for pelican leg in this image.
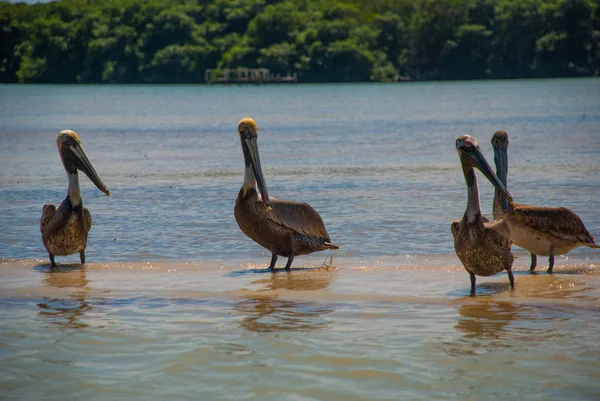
[49,253,56,267]
[80,250,86,264]
[469,272,476,296]
[284,256,294,271]
[507,270,515,289]
[547,254,554,274]
[321,256,333,269]
[529,254,537,272]
[268,253,278,270]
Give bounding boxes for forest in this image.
[0,0,598,83]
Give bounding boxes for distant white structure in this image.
[205,68,297,83]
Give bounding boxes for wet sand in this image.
[3,252,600,303]
[2,254,600,400]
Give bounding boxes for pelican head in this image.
[238,118,270,209]
[456,134,512,204]
[57,130,110,196]
[491,130,509,148]
[491,130,509,211]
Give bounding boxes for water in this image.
[1,79,600,399]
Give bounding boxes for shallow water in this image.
[1,79,600,399]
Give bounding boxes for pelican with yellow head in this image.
[234,118,340,270]
[41,130,110,266]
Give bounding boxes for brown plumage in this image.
[491,130,599,273]
[453,135,514,296]
[451,216,489,238]
[41,130,110,266]
[234,118,339,271]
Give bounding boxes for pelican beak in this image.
[468,146,512,204]
[69,142,110,196]
[244,135,270,209]
[493,145,510,212]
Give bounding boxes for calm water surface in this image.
[1,79,599,400]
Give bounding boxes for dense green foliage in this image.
[1,0,599,83]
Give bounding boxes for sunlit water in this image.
[1,79,599,399]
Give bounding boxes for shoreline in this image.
[1,77,599,86]
[3,249,599,271]
[2,253,599,306]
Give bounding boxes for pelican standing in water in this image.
[453,135,514,295]
[234,118,340,270]
[41,130,110,266]
[491,130,599,273]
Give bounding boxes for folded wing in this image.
[266,198,332,243]
[40,204,57,233]
[512,205,596,244]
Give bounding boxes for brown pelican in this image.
[41,130,110,266]
[453,135,514,296]
[234,118,340,270]
[491,130,599,273]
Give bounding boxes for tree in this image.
[0,0,598,83]
[441,24,493,79]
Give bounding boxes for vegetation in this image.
[1,0,598,83]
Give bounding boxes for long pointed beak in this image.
[70,142,110,196]
[493,146,509,212]
[245,136,270,209]
[470,147,512,204]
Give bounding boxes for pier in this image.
[204,68,298,84]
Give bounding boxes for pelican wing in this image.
[84,207,93,233]
[485,219,513,250]
[40,204,57,233]
[266,198,331,241]
[512,205,596,244]
[450,219,460,238]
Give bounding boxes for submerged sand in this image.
[1,254,600,400]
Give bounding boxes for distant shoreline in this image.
[2,0,598,84]
[1,76,598,86]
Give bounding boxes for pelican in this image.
[41,130,110,266]
[453,135,514,296]
[234,118,340,270]
[491,130,599,273]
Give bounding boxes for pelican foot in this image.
[80,251,86,264]
[547,254,554,274]
[507,270,515,289]
[320,256,333,269]
[49,253,56,267]
[529,254,537,271]
[268,253,278,270]
[469,272,476,296]
[284,256,294,271]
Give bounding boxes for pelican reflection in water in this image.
[234,118,340,270]
[441,300,520,358]
[491,130,599,273]
[41,130,110,267]
[235,269,335,333]
[38,266,92,330]
[456,301,520,340]
[452,135,514,296]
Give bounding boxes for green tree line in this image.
[1,0,598,83]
